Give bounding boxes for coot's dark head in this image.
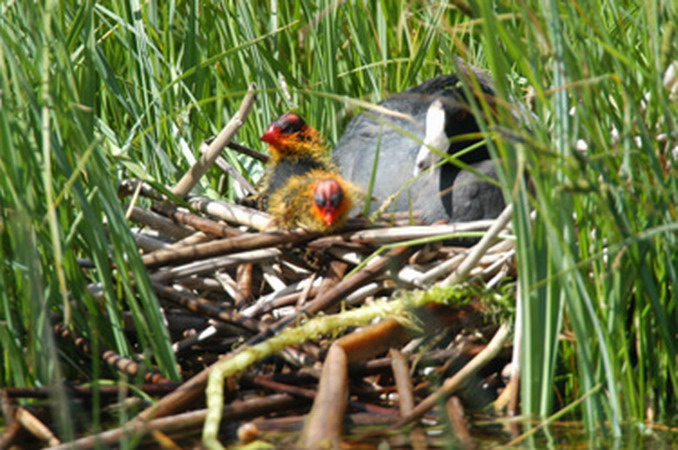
[413,91,489,176]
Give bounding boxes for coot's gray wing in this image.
[333,75,465,212]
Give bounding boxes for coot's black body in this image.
[333,71,505,223]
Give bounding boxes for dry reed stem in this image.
[390,349,415,415]
[152,282,262,333]
[48,394,299,450]
[240,278,320,318]
[345,281,383,305]
[132,231,173,252]
[149,247,281,282]
[235,263,254,307]
[167,231,212,248]
[142,229,315,268]
[127,206,194,239]
[391,322,512,429]
[307,219,495,248]
[172,83,257,198]
[16,407,61,447]
[0,418,22,449]
[390,348,428,450]
[252,376,319,400]
[445,396,474,447]
[227,141,269,163]
[199,140,258,195]
[2,384,179,399]
[438,204,514,287]
[152,204,245,238]
[346,220,497,243]
[188,196,272,230]
[260,412,403,433]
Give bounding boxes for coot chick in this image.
[259,112,336,208]
[267,169,358,233]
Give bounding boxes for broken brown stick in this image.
[234,263,254,308]
[152,204,245,238]
[142,229,317,268]
[390,349,416,416]
[227,141,269,163]
[152,282,263,333]
[128,206,195,240]
[149,247,281,282]
[446,396,474,447]
[48,393,300,450]
[16,407,61,447]
[390,349,428,450]
[390,322,511,430]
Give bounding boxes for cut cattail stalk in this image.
[299,344,348,449]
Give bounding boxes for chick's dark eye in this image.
[314,190,327,208]
[329,190,343,208]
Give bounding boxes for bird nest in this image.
[44,86,520,449]
[95,181,518,448]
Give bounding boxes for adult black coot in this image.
[333,65,505,223]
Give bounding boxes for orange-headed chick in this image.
[259,113,336,207]
[267,169,358,233]
[261,112,327,161]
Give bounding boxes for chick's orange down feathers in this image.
[259,113,336,208]
[268,169,357,233]
[261,112,331,165]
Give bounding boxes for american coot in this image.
[259,113,336,208]
[333,67,505,224]
[267,169,358,232]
